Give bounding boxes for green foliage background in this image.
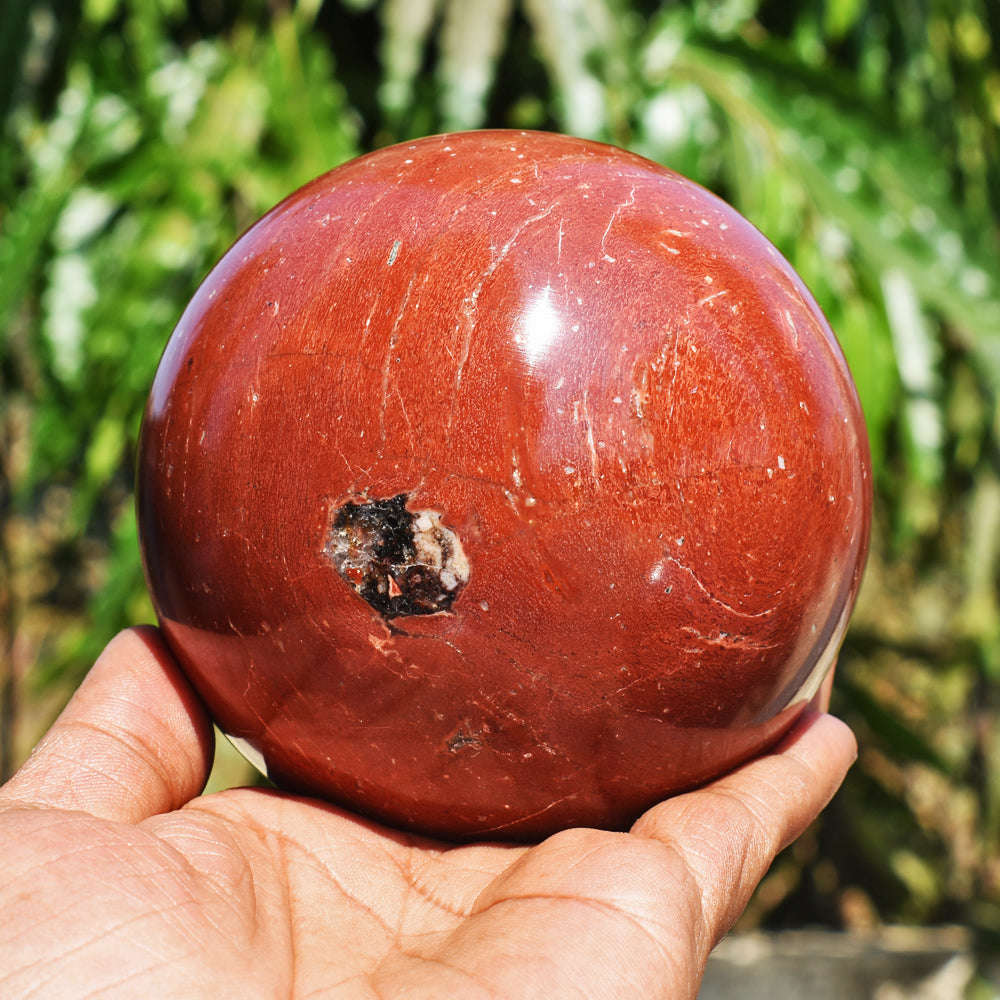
[2,0,1000,964]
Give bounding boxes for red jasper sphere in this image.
[137,130,871,841]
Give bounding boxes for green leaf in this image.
[522,0,613,138]
[837,673,952,775]
[823,0,865,40]
[879,269,944,489]
[665,36,1000,395]
[378,0,441,127]
[437,0,513,131]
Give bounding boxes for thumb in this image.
[1,627,213,823]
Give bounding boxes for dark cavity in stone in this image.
[327,493,469,618]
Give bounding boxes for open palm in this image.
[0,628,855,999]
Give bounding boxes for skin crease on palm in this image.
[0,627,856,1000]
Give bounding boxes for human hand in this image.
[0,627,855,999]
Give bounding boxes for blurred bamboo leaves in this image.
[2,0,1000,952]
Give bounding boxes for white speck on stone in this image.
[777,455,786,470]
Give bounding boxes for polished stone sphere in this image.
[137,130,871,841]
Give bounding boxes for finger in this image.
[630,711,856,943]
[1,627,213,823]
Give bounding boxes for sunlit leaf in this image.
[661,34,1000,393]
[823,0,864,40]
[437,0,513,131]
[880,269,944,489]
[522,0,613,138]
[378,0,441,125]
